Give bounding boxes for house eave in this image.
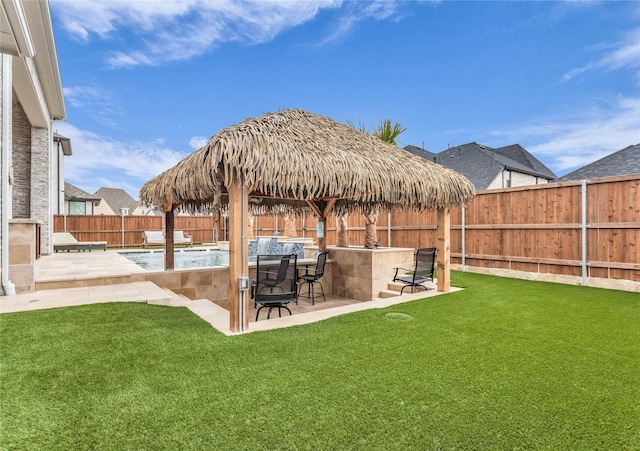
[503,165,553,180]
[5,0,66,125]
[0,0,35,57]
[27,0,66,121]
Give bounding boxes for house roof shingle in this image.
[403,142,557,190]
[433,143,504,190]
[403,144,438,162]
[94,187,140,214]
[64,182,98,201]
[492,144,556,179]
[557,143,640,181]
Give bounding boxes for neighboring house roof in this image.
[404,142,557,190]
[64,182,99,202]
[403,144,438,162]
[437,143,509,190]
[556,143,640,181]
[492,144,556,179]
[133,205,163,216]
[94,187,140,214]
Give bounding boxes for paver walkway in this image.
[1,280,459,335]
[2,250,461,335]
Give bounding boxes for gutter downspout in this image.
[1,55,15,295]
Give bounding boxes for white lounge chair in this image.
[173,231,193,247]
[142,230,193,248]
[53,232,107,252]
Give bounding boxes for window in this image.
[69,201,86,215]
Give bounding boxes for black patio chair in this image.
[392,247,436,294]
[256,254,290,294]
[252,254,298,320]
[297,251,328,305]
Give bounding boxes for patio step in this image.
[378,289,401,298]
[387,281,408,292]
[385,281,437,295]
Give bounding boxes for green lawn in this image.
[1,272,638,450]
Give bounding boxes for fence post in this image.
[223,215,227,241]
[387,211,391,247]
[581,179,588,285]
[461,205,466,271]
[120,208,129,248]
[302,212,306,239]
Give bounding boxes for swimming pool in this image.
[119,249,244,271]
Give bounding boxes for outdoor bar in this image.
[140,108,475,332]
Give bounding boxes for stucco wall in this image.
[486,170,549,190]
[485,173,504,190]
[511,171,544,186]
[93,199,116,215]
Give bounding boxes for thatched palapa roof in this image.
[140,108,475,215]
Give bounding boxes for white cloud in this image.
[50,0,410,67]
[51,0,347,67]
[488,96,640,175]
[54,122,187,196]
[563,27,640,82]
[315,0,406,46]
[62,85,124,128]
[189,136,209,149]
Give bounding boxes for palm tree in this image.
[374,119,406,146]
[347,118,407,248]
[336,214,349,247]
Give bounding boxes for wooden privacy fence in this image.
[53,215,217,248]
[54,174,639,282]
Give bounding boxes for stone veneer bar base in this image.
[327,246,415,301]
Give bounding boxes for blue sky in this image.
[50,0,640,198]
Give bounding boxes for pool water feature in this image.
[119,249,245,271]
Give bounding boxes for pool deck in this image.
[1,249,460,335]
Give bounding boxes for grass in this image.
[1,272,639,450]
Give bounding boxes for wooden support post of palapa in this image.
[305,198,337,253]
[228,178,248,332]
[436,207,451,292]
[164,207,175,270]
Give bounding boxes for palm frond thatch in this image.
[140,108,474,215]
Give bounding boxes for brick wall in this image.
[11,94,30,218]
[31,127,51,253]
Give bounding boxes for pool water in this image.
[119,249,249,271]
